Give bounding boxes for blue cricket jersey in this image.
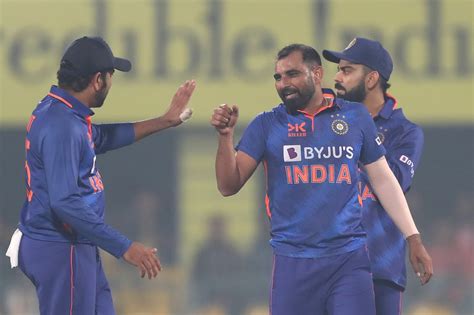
[360,95,424,288]
[18,86,135,258]
[236,89,386,258]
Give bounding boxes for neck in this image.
[64,88,94,108]
[303,88,327,115]
[364,91,386,117]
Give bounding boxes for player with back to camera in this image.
[323,37,427,315]
[6,36,195,315]
[210,43,432,315]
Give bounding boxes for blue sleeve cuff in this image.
[115,238,133,259]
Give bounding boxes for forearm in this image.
[366,158,419,238]
[133,116,174,142]
[215,132,241,196]
[51,198,132,258]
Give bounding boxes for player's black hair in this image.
[362,65,391,94]
[57,60,110,92]
[380,77,391,94]
[276,44,322,67]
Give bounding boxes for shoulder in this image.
[334,98,373,128]
[335,98,370,116]
[390,109,424,138]
[249,104,285,125]
[39,104,84,139]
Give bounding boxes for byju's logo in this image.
[283,145,302,162]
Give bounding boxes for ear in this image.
[366,71,380,90]
[312,65,324,84]
[91,72,104,91]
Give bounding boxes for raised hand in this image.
[162,80,196,126]
[123,242,162,279]
[210,104,239,135]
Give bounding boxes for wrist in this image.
[158,115,175,129]
[217,129,234,137]
[406,233,421,242]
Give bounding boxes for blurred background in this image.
[0,0,472,314]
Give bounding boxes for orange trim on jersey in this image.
[358,194,363,206]
[263,160,272,218]
[25,161,31,186]
[85,116,94,144]
[26,115,36,132]
[386,93,398,109]
[265,194,271,218]
[48,92,73,108]
[25,139,30,150]
[26,189,33,202]
[298,93,336,117]
[303,114,315,131]
[89,177,98,192]
[25,161,33,201]
[94,176,104,191]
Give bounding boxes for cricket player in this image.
[7,36,195,314]
[323,37,425,315]
[210,44,432,315]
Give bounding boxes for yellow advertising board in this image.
[1,0,472,125]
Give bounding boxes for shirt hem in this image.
[272,241,366,259]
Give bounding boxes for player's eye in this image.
[288,71,299,77]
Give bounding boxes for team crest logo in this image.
[377,132,385,144]
[331,119,349,135]
[377,127,388,144]
[344,38,357,51]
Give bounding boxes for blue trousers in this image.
[373,279,403,315]
[270,246,376,315]
[19,235,115,315]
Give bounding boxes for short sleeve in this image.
[359,108,386,165]
[92,123,135,155]
[385,125,424,191]
[235,114,266,163]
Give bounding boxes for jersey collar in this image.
[377,93,398,120]
[297,88,340,116]
[48,85,95,118]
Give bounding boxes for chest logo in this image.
[377,132,385,144]
[288,122,307,137]
[331,119,349,135]
[283,145,302,162]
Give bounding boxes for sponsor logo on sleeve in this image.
[400,154,415,177]
[375,136,382,145]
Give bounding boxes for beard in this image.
[93,84,109,108]
[335,80,366,103]
[279,79,316,115]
